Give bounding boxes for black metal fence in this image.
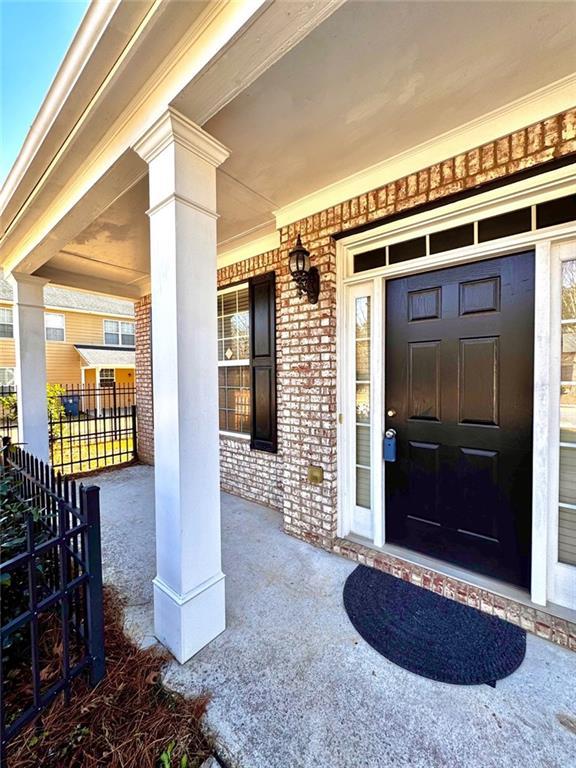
[0,384,137,475]
[0,386,17,446]
[49,384,137,475]
[0,439,105,764]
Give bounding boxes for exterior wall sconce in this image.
[288,234,320,304]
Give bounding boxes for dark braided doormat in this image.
[343,565,526,686]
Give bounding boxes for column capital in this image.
[133,107,230,167]
[9,272,49,307]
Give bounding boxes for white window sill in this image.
[219,431,250,443]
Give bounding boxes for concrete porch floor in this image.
[96,465,576,768]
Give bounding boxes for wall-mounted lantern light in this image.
[288,234,320,304]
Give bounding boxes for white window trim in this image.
[336,163,576,610]
[44,312,66,342]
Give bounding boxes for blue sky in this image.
[1,0,89,184]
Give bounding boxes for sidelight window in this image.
[559,260,576,566]
[355,295,371,509]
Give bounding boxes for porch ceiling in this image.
[33,0,576,296]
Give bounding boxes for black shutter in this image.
[249,272,277,452]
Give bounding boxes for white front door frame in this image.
[336,165,576,610]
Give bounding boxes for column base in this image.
[153,572,226,663]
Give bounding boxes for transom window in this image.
[45,313,65,342]
[104,319,135,346]
[0,307,13,338]
[218,284,250,435]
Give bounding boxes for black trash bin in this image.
[61,394,80,417]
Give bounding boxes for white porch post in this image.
[9,273,49,461]
[134,108,229,663]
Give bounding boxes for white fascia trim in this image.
[0,1,121,211]
[217,231,280,268]
[275,73,576,229]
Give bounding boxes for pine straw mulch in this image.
[6,587,215,768]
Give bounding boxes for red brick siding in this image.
[134,107,576,648]
[135,294,154,465]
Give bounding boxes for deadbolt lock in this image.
[387,409,397,418]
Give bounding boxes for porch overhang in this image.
[75,345,135,369]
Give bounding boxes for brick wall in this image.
[134,108,576,648]
[135,294,154,465]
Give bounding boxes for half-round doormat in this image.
[343,565,526,686]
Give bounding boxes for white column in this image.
[9,273,49,461]
[134,108,230,663]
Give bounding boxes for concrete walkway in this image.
[96,465,576,768]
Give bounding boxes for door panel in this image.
[385,252,534,587]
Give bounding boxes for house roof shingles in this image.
[0,278,134,317]
[75,345,135,367]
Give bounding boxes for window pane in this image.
[355,340,370,381]
[356,425,370,466]
[561,385,576,443]
[0,308,13,337]
[559,260,576,565]
[46,327,64,342]
[99,368,115,387]
[562,260,576,319]
[561,323,576,381]
[45,314,65,341]
[0,368,15,386]
[356,467,371,509]
[355,297,370,338]
[120,322,135,346]
[217,286,249,363]
[217,364,250,435]
[104,320,120,345]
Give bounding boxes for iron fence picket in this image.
[0,439,105,765]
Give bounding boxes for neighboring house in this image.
[0,278,135,387]
[1,1,575,663]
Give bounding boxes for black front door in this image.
[385,252,534,588]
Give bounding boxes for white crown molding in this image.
[134,107,230,167]
[217,230,280,267]
[275,74,576,229]
[146,191,219,220]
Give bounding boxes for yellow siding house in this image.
[0,278,135,387]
